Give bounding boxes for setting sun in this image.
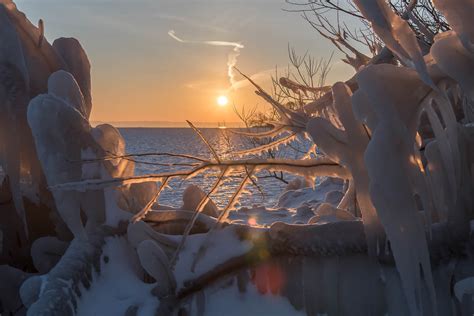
[217,95,229,106]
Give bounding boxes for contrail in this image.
[168,30,244,89]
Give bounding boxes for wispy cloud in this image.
[168,30,244,88]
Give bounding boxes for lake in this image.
[119,128,310,209]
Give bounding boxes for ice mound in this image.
[181,184,219,217]
[226,177,346,226]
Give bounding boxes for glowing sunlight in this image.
[216,95,229,107]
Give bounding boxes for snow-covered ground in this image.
[228,177,345,226]
[74,177,354,315]
[77,238,159,316]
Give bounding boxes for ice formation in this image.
[1,0,474,315]
[181,185,219,218]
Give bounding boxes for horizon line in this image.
[91,120,246,128]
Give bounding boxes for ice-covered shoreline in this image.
[2,0,474,315]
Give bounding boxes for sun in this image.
[217,95,229,107]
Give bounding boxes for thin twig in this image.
[76,152,208,163]
[187,120,221,163]
[190,166,256,271]
[131,177,170,222]
[169,166,229,269]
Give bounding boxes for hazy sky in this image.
[16,0,354,125]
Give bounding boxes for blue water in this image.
[119,128,310,209]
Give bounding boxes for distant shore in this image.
[91,121,245,128]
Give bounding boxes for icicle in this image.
[356,64,437,316]
[234,67,308,132]
[308,82,384,255]
[234,133,298,157]
[229,125,287,139]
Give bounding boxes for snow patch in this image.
[76,237,159,316]
[173,226,252,289]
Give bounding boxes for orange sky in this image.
[17,0,355,126]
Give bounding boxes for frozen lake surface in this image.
[120,128,310,209]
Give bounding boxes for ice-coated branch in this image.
[186,120,221,163]
[77,151,208,163]
[50,157,350,192]
[190,166,256,271]
[229,125,286,139]
[301,12,371,70]
[303,46,395,115]
[131,176,170,223]
[233,132,299,157]
[169,167,229,268]
[353,0,434,87]
[279,76,331,96]
[234,67,308,132]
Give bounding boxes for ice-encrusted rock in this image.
[136,239,176,297]
[23,227,109,315]
[454,277,474,303]
[308,203,356,224]
[225,177,349,226]
[52,38,92,118]
[47,70,88,118]
[127,220,178,256]
[19,275,42,308]
[0,265,31,314]
[284,177,312,192]
[89,123,159,223]
[324,190,344,206]
[90,124,129,176]
[28,71,161,234]
[30,236,68,274]
[28,76,97,237]
[277,177,343,209]
[295,205,314,219]
[432,0,474,53]
[181,184,219,218]
[118,182,158,215]
[0,0,93,244]
[431,31,474,100]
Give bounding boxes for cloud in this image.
[168,30,244,88]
